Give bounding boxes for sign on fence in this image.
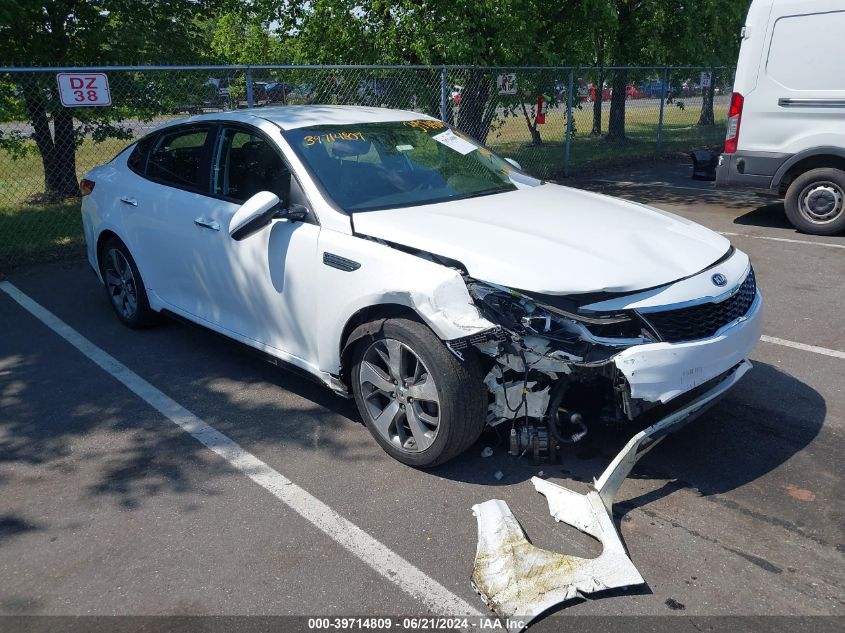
[700,71,712,89]
[56,72,112,107]
[497,73,517,95]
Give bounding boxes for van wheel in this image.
[351,318,487,468]
[99,237,157,329]
[784,168,845,235]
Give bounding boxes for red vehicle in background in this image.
[587,83,611,101]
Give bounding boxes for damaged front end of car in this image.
[454,279,660,461]
[447,255,761,463]
[449,263,761,626]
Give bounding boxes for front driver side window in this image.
[213,128,291,204]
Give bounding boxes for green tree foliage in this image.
[211,13,282,64]
[260,0,597,142]
[600,0,749,140]
[0,0,232,198]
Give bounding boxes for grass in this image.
[0,137,131,203]
[0,139,134,273]
[0,137,132,273]
[486,100,727,178]
[0,200,84,273]
[0,100,725,271]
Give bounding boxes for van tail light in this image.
[79,179,95,196]
[724,92,744,154]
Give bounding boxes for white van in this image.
[716,0,845,235]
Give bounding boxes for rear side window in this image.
[146,127,211,190]
[767,11,845,90]
[127,136,154,175]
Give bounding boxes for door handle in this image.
[194,217,220,231]
[120,196,138,206]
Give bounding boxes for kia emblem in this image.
[711,273,728,287]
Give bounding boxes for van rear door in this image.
[742,0,845,155]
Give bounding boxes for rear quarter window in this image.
[767,11,845,90]
[146,127,211,190]
[127,136,154,176]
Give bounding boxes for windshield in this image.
[284,120,541,212]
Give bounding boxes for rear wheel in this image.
[99,237,157,329]
[784,168,845,235]
[351,318,486,468]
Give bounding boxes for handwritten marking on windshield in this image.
[304,131,366,147]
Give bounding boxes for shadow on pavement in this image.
[733,201,793,230]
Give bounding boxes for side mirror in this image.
[504,157,522,170]
[279,203,309,222]
[229,191,280,241]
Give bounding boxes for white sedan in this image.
[81,106,762,467]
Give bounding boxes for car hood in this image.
[352,183,731,295]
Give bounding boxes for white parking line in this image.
[719,232,845,250]
[0,281,482,617]
[761,335,845,360]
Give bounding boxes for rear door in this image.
[121,123,217,313]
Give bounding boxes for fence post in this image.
[656,66,669,152]
[440,65,448,123]
[564,68,574,177]
[246,65,254,108]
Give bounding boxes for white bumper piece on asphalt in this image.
[471,360,752,628]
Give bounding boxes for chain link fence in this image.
[0,64,731,271]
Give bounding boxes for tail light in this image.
[724,92,744,154]
[79,178,95,196]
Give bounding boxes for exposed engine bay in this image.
[452,278,662,462]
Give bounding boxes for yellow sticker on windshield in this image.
[403,119,447,131]
[304,131,366,147]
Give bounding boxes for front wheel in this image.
[784,168,845,235]
[351,318,487,468]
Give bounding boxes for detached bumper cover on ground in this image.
[471,360,753,628]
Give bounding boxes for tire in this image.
[351,318,487,468]
[99,237,157,329]
[784,167,845,235]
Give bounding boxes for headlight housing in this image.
[467,281,653,343]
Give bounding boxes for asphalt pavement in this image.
[0,160,842,631]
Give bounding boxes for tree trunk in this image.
[519,99,542,145]
[698,76,715,126]
[24,91,79,198]
[591,70,604,136]
[606,70,628,141]
[50,107,79,197]
[456,70,495,144]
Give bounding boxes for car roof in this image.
[162,105,438,132]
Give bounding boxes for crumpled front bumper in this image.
[614,291,763,403]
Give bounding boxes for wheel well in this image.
[779,155,845,196]
[338,304,424,387]
[95,230,123,273]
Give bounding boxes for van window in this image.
[767,11,845,90]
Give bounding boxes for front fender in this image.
[315,230,496,375]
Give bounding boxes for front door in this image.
[192,125,322,366]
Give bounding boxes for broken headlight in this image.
[467,281,652,343]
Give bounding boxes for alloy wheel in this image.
[104,248,139,320]
[358,338,441,453]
